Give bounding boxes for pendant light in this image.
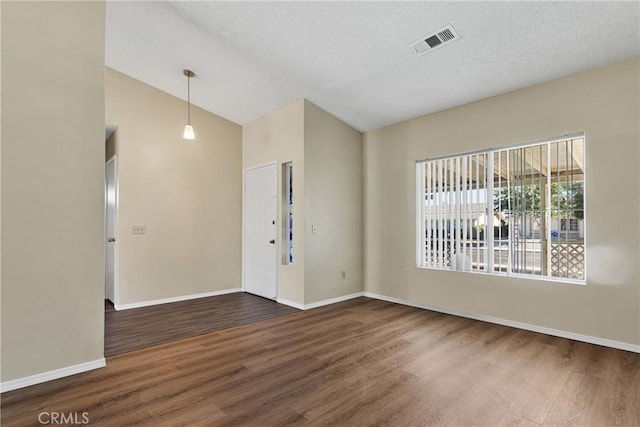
[182,69,196,140]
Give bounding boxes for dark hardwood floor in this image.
[3,297,639,426]
[105,292,299,356]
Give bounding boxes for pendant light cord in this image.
[182,69,196,140]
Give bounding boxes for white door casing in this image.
[243,163,278,299]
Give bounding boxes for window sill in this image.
[416,265,586,286]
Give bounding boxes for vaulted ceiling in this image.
[106,1,640,132]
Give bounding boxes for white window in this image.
[416,134,585,282]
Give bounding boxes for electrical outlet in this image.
[341,270,346,279]
[132,225,146,235]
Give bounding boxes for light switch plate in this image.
[312,225,317,234]
[132,225,146,235]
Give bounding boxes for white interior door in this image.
[243,163,277,299]
[105,157,117,302]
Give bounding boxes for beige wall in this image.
[1,1,106,382]
[106,68,242,306]
[304,101,363,304]
[242,100,305,304]
[364,57,640,346]
[243,100,364,306]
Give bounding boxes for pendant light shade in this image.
[183,124,195,140]
[183,69,196,140]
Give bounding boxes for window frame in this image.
[282,162,294,265]
[415,132,586,285]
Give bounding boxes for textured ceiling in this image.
[106,1,640,132]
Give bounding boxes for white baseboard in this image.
[278,292,364,310]
[363,292,640,353]
[276,298,305,310]
[115,288,242,310]
[1,358,106,393]
[304,292,364,310]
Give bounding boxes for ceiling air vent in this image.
[411,24,459,56]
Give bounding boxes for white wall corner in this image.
[0,358,106,393]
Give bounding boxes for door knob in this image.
[107,237,116,243]
[269,239,276,244]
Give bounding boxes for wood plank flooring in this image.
[3,297,639,426]
[105,292,299,356]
